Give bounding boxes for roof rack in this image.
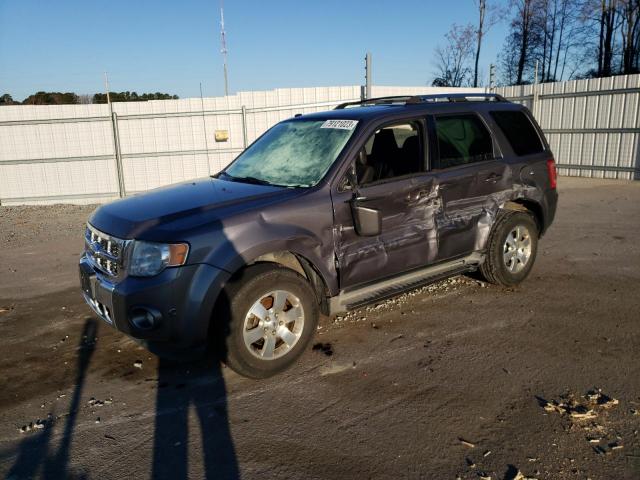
[418,93,508,103]
[334,95,422,109]
[334,93,507,109]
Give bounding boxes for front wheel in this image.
[220,264,319,379]
[479,210,539,286]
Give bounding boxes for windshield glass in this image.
[224,119,357,187]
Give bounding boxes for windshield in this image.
[224,119,357,187]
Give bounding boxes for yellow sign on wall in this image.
[215,130,229,142]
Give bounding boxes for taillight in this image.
[546,158,557,189]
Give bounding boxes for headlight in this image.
[128,241,189,277]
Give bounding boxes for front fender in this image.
[188,188,338,295]
[213,234,338,296]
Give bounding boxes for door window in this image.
[357,122,424,185]
[434,114,493,169]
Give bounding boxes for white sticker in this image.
[321,119,358,130]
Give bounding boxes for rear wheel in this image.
[220,264,318,379]
[479,210,538,286]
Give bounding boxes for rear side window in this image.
[490,110,544,156]
[434,114,493,169]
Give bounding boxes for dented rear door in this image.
[432,160,512,261]
[429,112,513,261]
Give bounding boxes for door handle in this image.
[405,189,430,202]
[354,194,384,203]
[406,190,420,202]
[484,173,502,183]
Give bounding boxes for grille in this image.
[85,224,126,277]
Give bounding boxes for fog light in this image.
[130,307,161,330]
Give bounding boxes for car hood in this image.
[89,177,298,239]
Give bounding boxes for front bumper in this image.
[79,255,230,350]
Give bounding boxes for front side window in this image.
[356,121,424,185]
[434,114,493,169]
[224,119,356,187]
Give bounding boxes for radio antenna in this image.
[220,0,229,96]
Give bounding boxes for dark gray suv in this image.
[79,93,558,378]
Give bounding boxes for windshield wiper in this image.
[231,175,275,186]
[218,172,272,186]
[219,171,308,188]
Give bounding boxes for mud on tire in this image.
[479,210,539,286]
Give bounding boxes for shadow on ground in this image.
[7,317,240,479]
[151,357,239,479]
[7,318,97,479]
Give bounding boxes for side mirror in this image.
[351,195,381,236]
[344,161,382,236]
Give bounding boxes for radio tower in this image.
[220,0,229,96]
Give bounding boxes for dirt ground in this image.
[0,177,639,480]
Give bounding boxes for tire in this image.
[218,264,319,379]
[479,210,539,286]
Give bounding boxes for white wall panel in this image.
[1,80,639,205]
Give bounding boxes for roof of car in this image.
[291,93,525,123]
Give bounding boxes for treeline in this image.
[0,91,179,106]
[93,92,179,103]
[433,0,640,86]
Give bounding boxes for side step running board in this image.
[328,253,484,315]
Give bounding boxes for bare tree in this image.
[473,0,503,87]
[474,0,488,87]
[500,0,640,80]
[501,0,590,83]
[552,0,571,79]
[576,0,639,77]
[500,0,540,84]
[598,0,619,76]
[530,0,589,81]
[619,0,640,73]
[516,0,538,83]
[432,24,476,87]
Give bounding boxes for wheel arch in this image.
[504,199,545,235]
[247,251,331,315]
[214,250,332,320]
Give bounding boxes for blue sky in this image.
[0,0,508,101]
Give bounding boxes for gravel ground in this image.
[0,177,639,480]
[0,204,97,300]
[0,204,96,247]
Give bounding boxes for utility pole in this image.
[104,72,125,197]
[533,60,540,118]
[200,82,211,175]
[364,52,372,99]
[104,71,111,107]
[489,64,496,92]
[220,0,229,96]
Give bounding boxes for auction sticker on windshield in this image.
[320,119,358,130]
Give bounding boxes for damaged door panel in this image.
[433,160,513,261]
[331,119,438,289]
[334,174,440,288]
[429,112,515,261]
